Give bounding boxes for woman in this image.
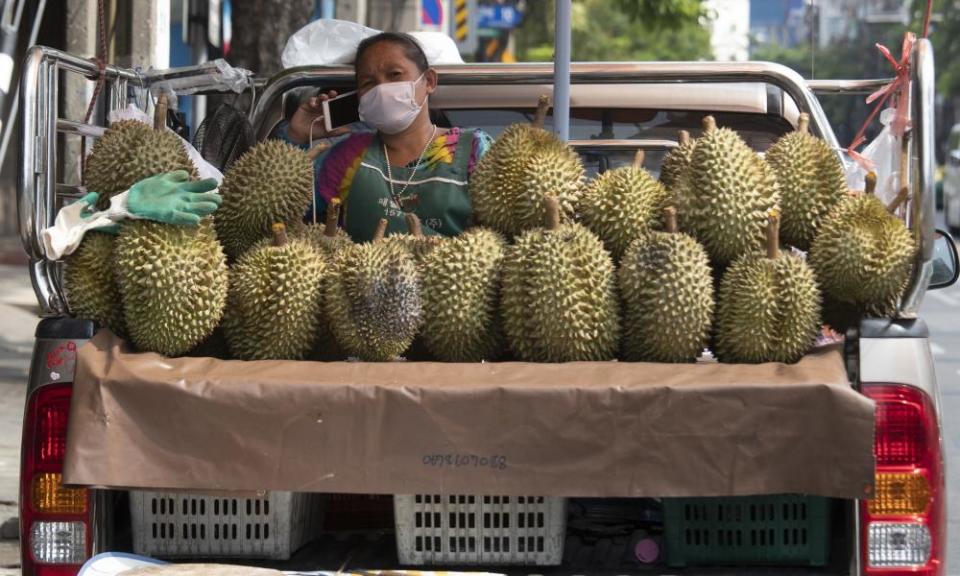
[282,32,493,242]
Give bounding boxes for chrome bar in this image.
[57,118,105,138]
[569,139,678,149]
[807,78,892,94]
[253,61,840,149]
[17,46,42,260]
[901,39,936,314]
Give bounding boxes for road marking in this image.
[928,290,960,306]
[932,342,946,356]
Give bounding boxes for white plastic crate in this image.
[395,494,566,566]
[130,491,323,560]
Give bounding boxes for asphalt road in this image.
[920,249,960,575]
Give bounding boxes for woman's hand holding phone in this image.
[288,89,352,145]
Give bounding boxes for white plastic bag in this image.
[281,19,466,68]
[408,31,466,65]
[846,107,901,205]
[281,19,380,68]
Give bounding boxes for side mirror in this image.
[929,229,959,290]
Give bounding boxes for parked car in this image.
[16,42,960,576]
[943,123,960,233]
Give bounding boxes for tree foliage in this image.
[516,0,711,62]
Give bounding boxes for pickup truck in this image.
[15,41,960,576]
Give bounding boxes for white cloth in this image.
[41,192,137,260]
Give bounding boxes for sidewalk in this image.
[0,236,36,573]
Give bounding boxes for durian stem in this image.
[797,113,810,134]
[307,142,332,160]
[324,198,341,238]
[544,196,561,231]
[663,206,678,233]
[766,214,781,260]
[532,95,550,128]
[702,115,717,132]
[898,129,911,203]
[887,186,910,213]
[154,93,168,131]
[373,218,389,242]
[864,171,878,195]
[633,149,645,168]
[271,223,288,247]
[405,212,424,237]
[677,130,691,146]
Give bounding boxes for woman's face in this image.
[356,41,436,100]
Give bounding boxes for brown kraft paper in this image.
[63,331,875,499]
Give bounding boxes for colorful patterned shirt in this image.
[279,126,493,220]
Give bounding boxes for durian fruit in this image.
[501,197,620,362]
[660,130,696,192]
[324,219,423,361]
[809,173,915,310]
[619,207,714,362]
[216,141,327,259]
[421,227,506,362]
[384,212,445,265]
[578,151,670,261]
[471,96,585,237]
[685,116,780,266]
[223,223,326,360]
[84,95,196,209]
[821,295,899,335]
[63,231,126,336]
[765,113,847,250]
[659,131,698,231]
[114,218,228,356]
[715,212,821,364]
[298,197,353,258]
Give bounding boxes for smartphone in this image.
[322,90,360,132]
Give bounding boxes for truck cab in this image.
[15,41,960,575]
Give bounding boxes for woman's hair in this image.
[355,32,429,78]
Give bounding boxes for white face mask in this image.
[358,73,427,135]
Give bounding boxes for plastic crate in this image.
[395,494,566,566]
[663,495,830,567]
[130,490,324,560]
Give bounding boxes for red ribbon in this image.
[845,32,916,171]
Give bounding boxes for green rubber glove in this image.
[127,170,222,227]
[75,191,120,235]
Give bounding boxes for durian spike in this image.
[633,149,645,168]
[766,212,781,260]
[306,142,331,160]
[663,206,678,233]
[153,93,168,131]
[543,196,561,231]
[796,113,810,134]
[864,171,878,195]
[702,115,717,132]
[532,95,551,129]
[324,198,341,238]
[405,212,424,237]
[887,186,910,213]
[373,218,389,242]
[677,130,691,146]
[271,222,288,247]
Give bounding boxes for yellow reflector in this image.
[869,472,930,515]
[32,472,87,514]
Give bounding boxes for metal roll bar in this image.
[901,38,936,315]
[252,60,841,150]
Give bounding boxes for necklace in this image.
[383,124,437,212]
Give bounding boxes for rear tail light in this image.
[861,384,944,575]
[20,384,90,575]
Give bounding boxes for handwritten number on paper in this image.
[422,454,508,470]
